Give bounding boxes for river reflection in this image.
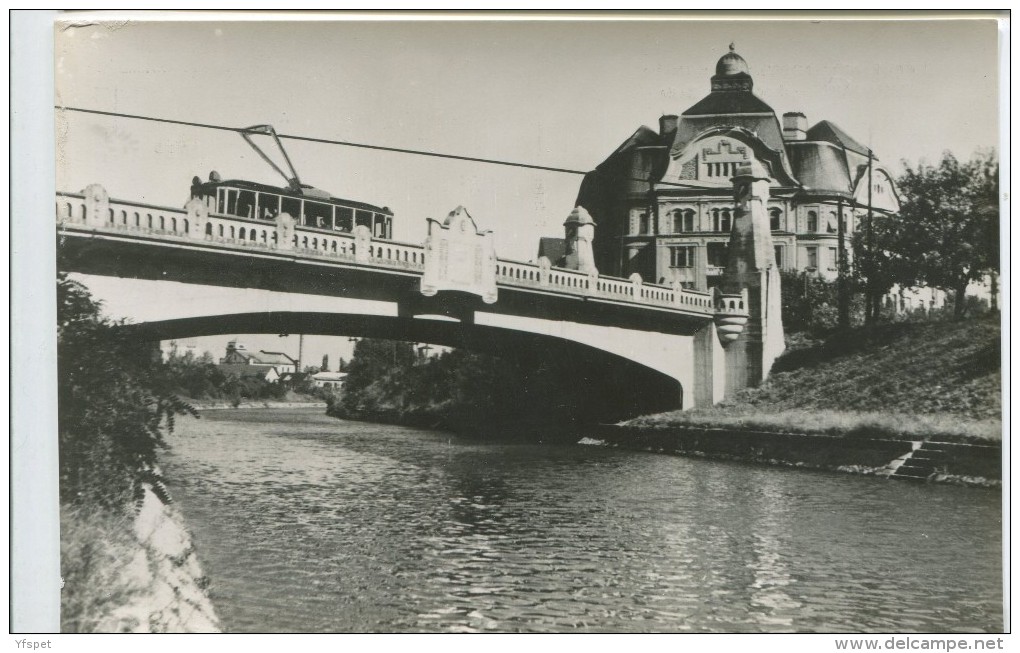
[162,409,1002,633]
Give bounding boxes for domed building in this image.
[572,45,901,291]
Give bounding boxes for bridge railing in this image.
[57,189,716,315]
[494,255,715,312]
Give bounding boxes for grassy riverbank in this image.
[628,316,1002,444]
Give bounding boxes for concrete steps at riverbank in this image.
[888,441,945,481]
[887,440,1000,484]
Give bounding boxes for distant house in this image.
[311,371,348,390]
[218,340,297,382]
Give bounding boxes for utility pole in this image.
[297,334,304,373]
[837,196,849,328]
[864,148,875,324]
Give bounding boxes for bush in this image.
[58,274,194,511]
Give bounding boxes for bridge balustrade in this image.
[57,190,718,316]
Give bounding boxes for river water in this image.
[162,408,1003,633]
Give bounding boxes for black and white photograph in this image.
[12,10,1007,641]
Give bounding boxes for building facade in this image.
[219,340,297,376]
[572,45,901,292]
[311,371,348,390]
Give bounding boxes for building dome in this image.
[715,43,749,76]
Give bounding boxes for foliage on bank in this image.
[629,316,1001,443]
[58,274,214,631]
[864,150,999,318]
[328,339,577,433]
[58,274,194,509]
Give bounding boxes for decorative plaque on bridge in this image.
[420,206,498,304]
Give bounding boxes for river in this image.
[162,408,1003,633]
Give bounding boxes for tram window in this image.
[258,193,280,220]
[236,191,256,219]
[355,210,373,230]
[217,188,240,215]
[305,200,333,229]
[335,207,354,231]
[281,197,302,223]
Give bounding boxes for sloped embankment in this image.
[606,318,1002,485]
[62,486,221,633]
[629,317,1002,444]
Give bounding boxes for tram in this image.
[189,124,394,239]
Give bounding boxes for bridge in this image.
[56,163,783,421]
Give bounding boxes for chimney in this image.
[659,114,678,136]
[782,112,807,141]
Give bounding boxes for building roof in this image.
[218,363,271,378]
[312,371,348,381]
[251,351,296,366]
[578,46,893,219]
[280,372,309,382]
[681,90,775,117]
[715,46,750,77]
[787,141,853,194]
[805,120,873,158]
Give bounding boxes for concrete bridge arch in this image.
[81,276,690,423]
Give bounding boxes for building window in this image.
[774,245,784,269]
[707,242,728,268]
[630,210,647,235]
[826,212,838,234]
[673,209,696,233]
[706,162,741,178]
[670,245,695,268]
[828,247,838,271]
[712,208,731,233]
[770,208,782,231]
[807,210,818,233]
[639,211,650,235]
[806,245,818,269]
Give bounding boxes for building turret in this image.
[710,43,754,92]
[562,206,598,275]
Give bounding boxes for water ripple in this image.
[163,409,1003,633]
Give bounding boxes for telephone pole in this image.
[837,196,849,328]
[864,147,875,324]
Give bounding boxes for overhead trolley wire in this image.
[56,105,704,191]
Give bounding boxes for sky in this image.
[53,13,1003,365]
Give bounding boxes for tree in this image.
[877,151,999,318]
[321,354,330,372]
[58,274,194,510]
[339,339,415,411]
